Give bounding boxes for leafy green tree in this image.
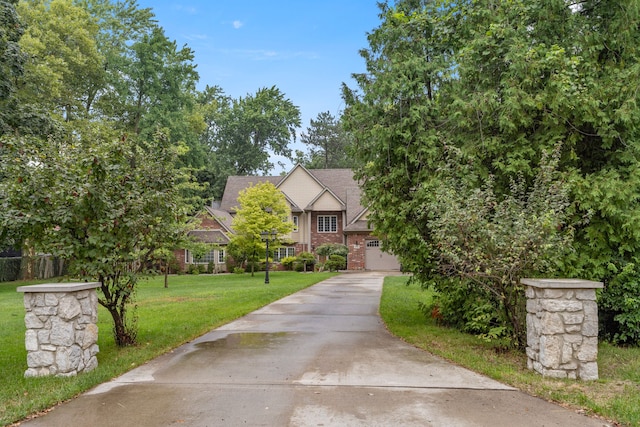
[343,0,640,344]
[229,181,293,276]
[299,111,352,168]
[0,0,26,134]
[0,128,194,346]
[199,86,301,198]
[17,0,104,121]
[76,0,155,116]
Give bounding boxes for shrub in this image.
[0,257,22,282]
[423,145,572,348]
[296,252,316,272]
[316,243,349,258]
[281,256,297,271]
[599,263,640,345]
[233,267,245,274]
[420,278,509,341]
[324,254,346,272]
[187,264,201,275]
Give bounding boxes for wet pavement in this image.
[18,272,611,426]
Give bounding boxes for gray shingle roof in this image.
[204,206,234,233]
[218,167,366,223]
[188,229,230,244]
[219,175,281,212]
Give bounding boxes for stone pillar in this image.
[521,278,603,381]
[17,282,100,378]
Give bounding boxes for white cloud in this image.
[174,4,197,15]
[233,20,243,29]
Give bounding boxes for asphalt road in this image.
[18,272,611,426]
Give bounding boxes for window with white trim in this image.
[274,247,296,261]
[317,215,337,233]
[189,249,225,264]
[193,250,216,263]
[292,215,299,232]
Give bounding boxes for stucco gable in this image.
[306,187,345,211]
[277,164,325,209]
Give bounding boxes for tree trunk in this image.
[164,265,169,288]
[99,279,137,347]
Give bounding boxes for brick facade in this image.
[310,211,344,250]
[179,166,401,272]
[346,233,368,270]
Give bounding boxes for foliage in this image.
[280,256,297,270]
[198,86,301,198]
[0,257,21,282]
[424,146,573,347]
[297,111,352,168]
[343,0,640,345]
[229,181,294,275]
[233,267,245,274]
[324,254,346,272]
[0,129,194,346]
[296,251,316,272]
[420,278,508,341]
[0,0,27,134]
[381,276,640,427]
[599,263,640,345]
[315,242,349,258]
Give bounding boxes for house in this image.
[176,164,400,272]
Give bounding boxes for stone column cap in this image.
[17,282,101,293]
[520,278,603,289]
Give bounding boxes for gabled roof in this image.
[306,169,358,206]
[218,166,366,221]
[219,175,281,212]
[305,187,345,211]
[188,229,230,244]
[203,206,234,234]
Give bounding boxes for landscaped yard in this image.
[2,272,639,426]
[0,272,336,426]
[379,275,640,427]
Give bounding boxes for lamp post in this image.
[260,229,277,284]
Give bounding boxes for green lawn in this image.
[0,272,336,426]
[379,275,640,427]
[3,272,638,426]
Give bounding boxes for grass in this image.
[0,271,336,426]
[379,275,640,427]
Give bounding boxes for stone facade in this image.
[17,282,100,378]
[521,278,603,381]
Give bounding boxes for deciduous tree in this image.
[199,86,301,198]
[229,181,293,276]
[0,128,194,346]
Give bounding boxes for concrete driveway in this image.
[19,272,610,426]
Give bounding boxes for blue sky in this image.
[135,1,385,172]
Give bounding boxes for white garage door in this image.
[365,240,401,271]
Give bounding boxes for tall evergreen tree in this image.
[343,0,640,344]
